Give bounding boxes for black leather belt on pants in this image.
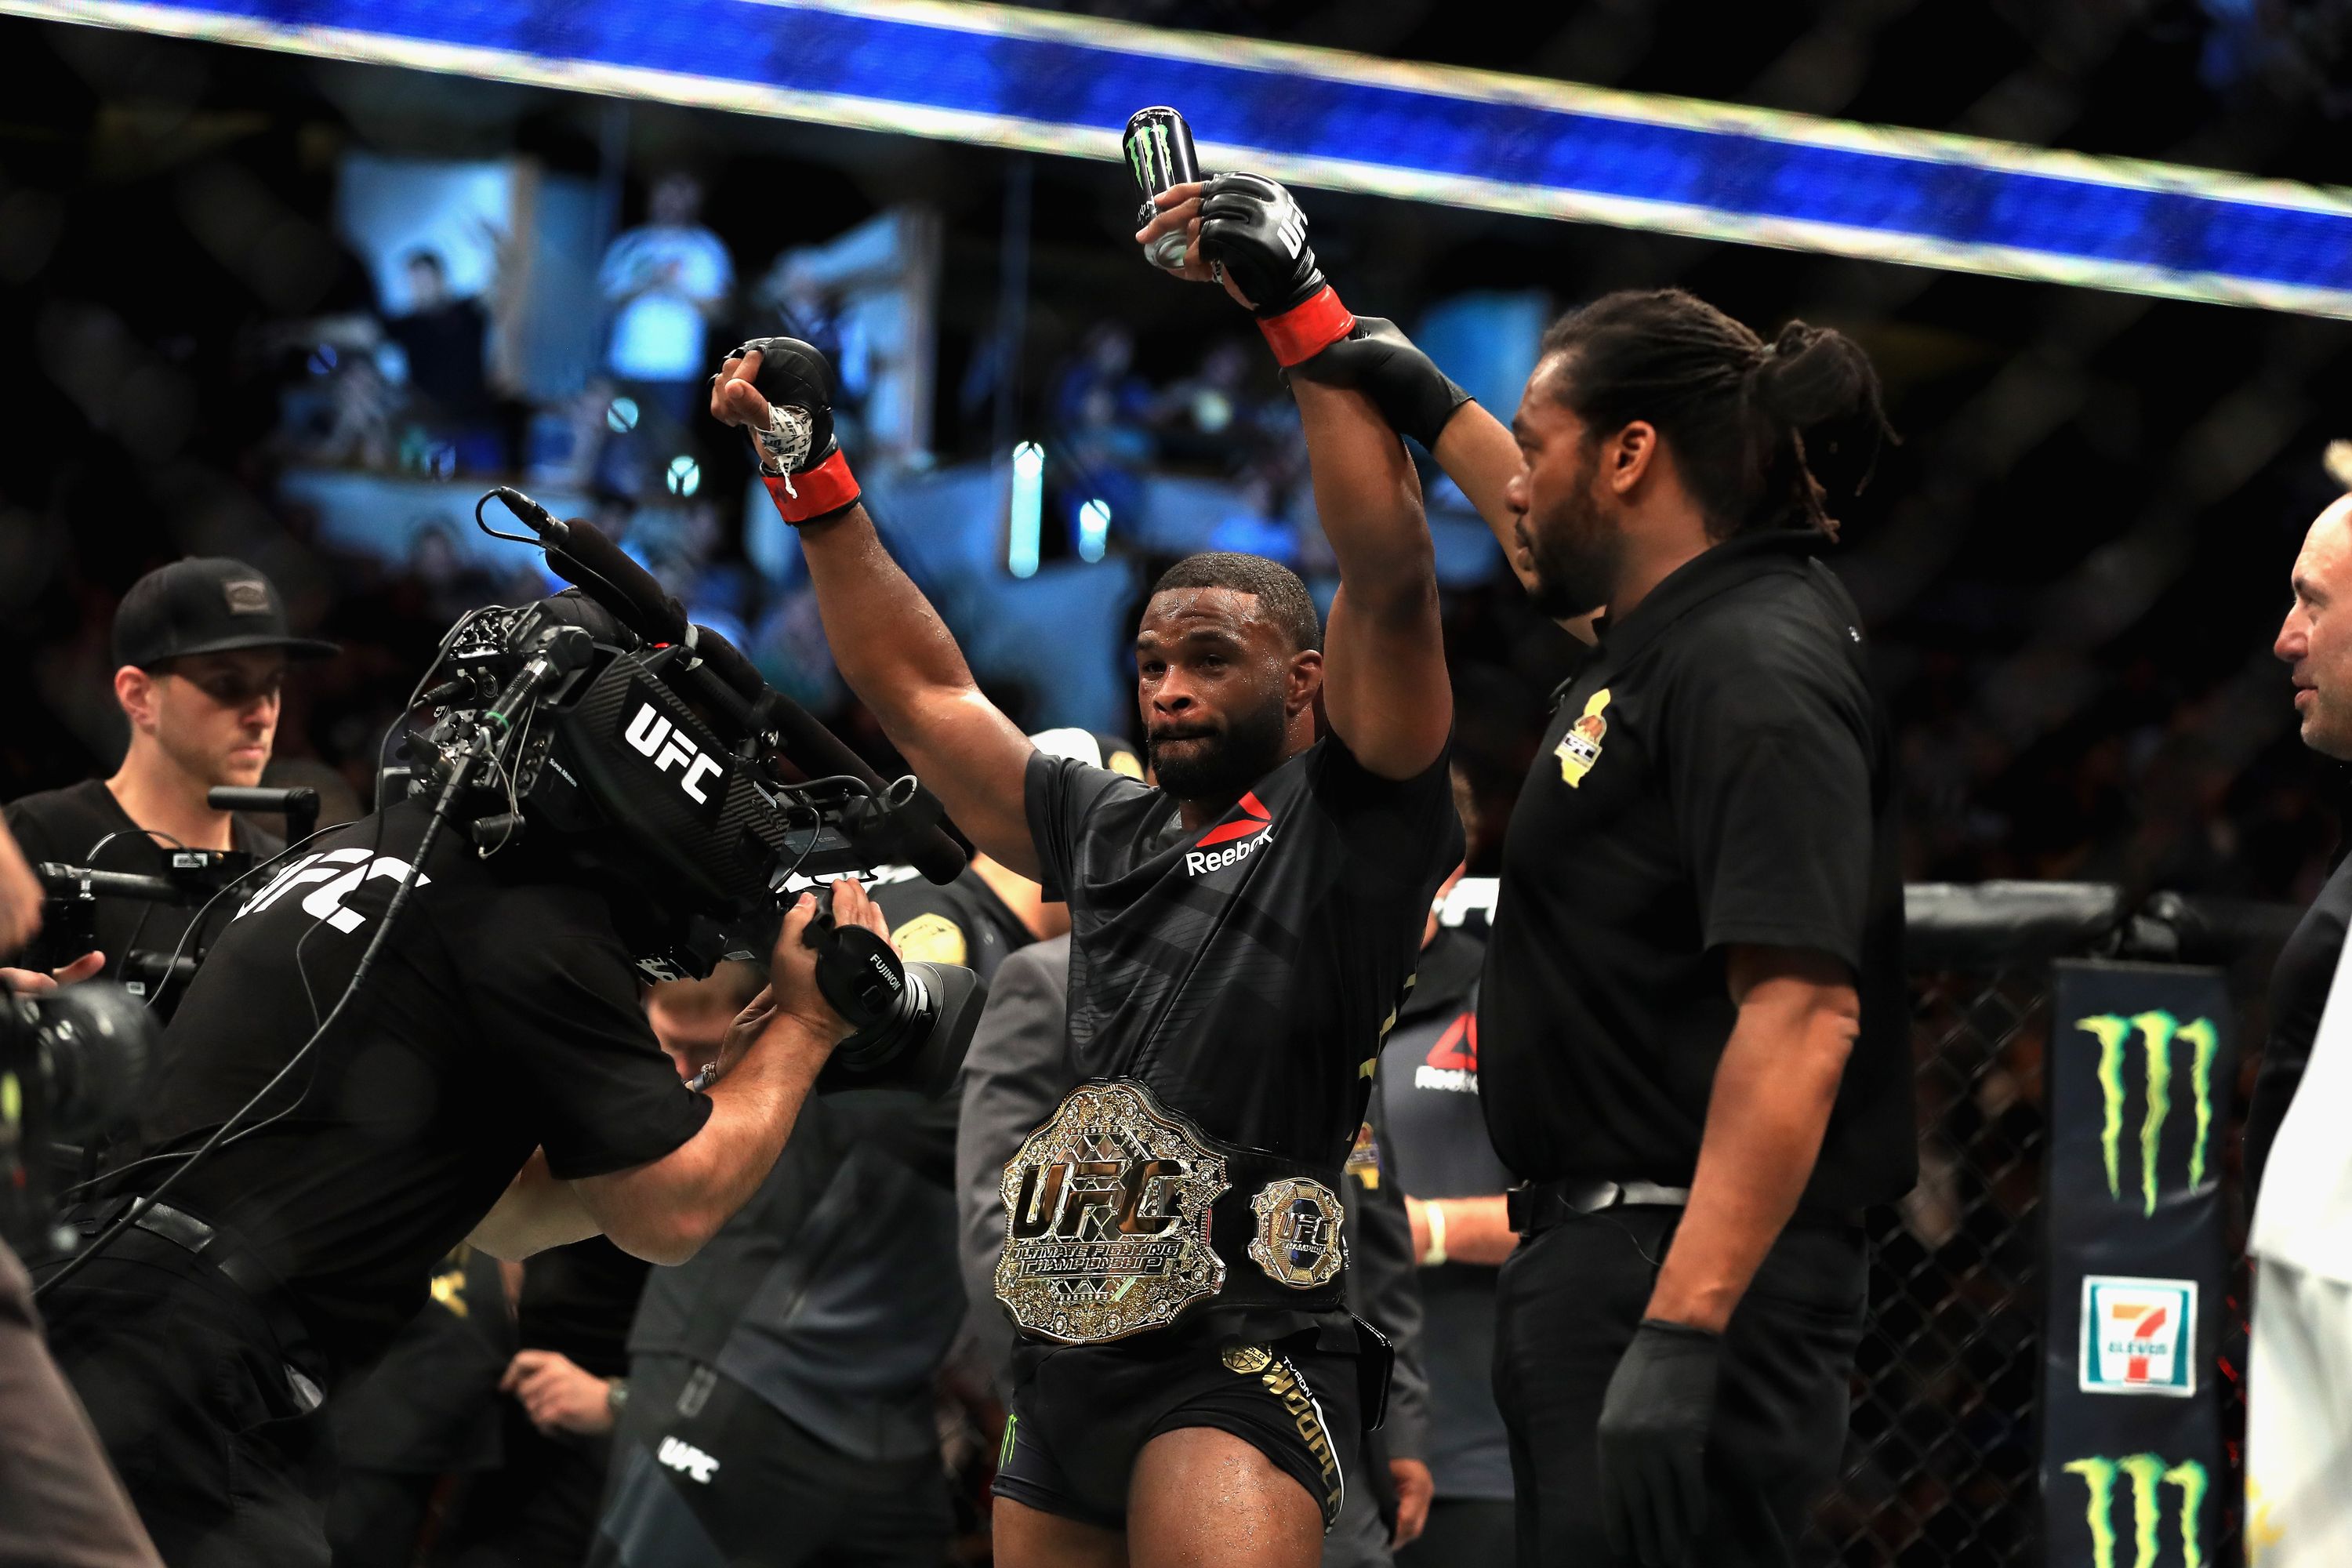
[1506,1178,1863,1236]
[60,1196,318,1385]
[1507,1178,1692,1236]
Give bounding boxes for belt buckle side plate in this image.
[994,1081,1229,1344]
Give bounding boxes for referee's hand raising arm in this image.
[1594,943,1858,1567]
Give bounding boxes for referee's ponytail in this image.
[1536,289,1895,542]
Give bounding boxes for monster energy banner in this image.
[2044,960,2235,1568]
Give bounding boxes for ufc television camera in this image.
[0,978,158,1254]
[401,487,984,1098]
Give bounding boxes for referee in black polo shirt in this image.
[1295,285,1912,1566]
[1465,291,1915,1568]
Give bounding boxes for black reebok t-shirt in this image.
[111,797,710,1381]
[5,779,281,986]
[1479,531,1914,1209]
[1367,927,1512,1501]
[1025,733,1461,1171]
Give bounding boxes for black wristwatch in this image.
[606,1377,630,1417]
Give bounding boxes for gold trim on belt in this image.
[993,1080,1229,1344]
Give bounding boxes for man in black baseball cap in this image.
[2,557,337,994]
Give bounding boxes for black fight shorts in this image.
[993,1329,1360,1534]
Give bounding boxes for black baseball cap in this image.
[112,557,340,670]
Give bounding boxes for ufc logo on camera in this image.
[619,682,726,821]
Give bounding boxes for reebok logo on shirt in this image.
[1414,1011,1479,1094]
[657,1436,720,1483]
[1184,792,1273,876]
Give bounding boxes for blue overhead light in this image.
[1076,499,1111,564]
[1009,442,1044,579]
[48,0,2352,318]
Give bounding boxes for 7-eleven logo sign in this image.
[2080,1276,2196,1397]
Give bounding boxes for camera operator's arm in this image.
[469,1149,597,1260]
[568,882,876,1265]
[711,351,1040,881]
[471,982,801,1258]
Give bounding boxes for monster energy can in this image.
[1123,107,1200,271]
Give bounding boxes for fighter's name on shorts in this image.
[1260,1358,1343,1519]
[1185,828,1273,877]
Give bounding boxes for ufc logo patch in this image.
[656,1436,720,1484]
[1275,205,1307,258]
[235,848,432,935]
[622,699,725,808]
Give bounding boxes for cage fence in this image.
[1819,884,2293,1568]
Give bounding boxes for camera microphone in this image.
[492,486,568,546]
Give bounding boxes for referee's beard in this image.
[1520,445,1618,621]
[1149,694,1290,804]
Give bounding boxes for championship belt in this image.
[994,1079,1351,1345]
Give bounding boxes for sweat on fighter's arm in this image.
[1642,945,1858,1334]
[710,353,1039,880]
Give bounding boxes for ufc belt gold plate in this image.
[996,1080,1229,1343]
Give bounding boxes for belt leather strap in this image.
[64,1196,315,1370]
[1507,1178,1692,1235]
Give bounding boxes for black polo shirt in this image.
[1479,530,1913,1210]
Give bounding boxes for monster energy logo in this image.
[1127,117,1174,191]
[2063,1455,2206,1568]
[2073,1012,2218,1217]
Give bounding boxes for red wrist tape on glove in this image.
[1257,286,1356,368]
[761,447,862,524]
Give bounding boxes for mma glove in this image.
[1197,172,1356,367]
[1288,317,1475,453]
[1196,176,1472,450]
[729,336,863,526]
[1594,1317,1722,1568]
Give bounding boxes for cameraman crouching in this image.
[32,753,883,1568]
[4,557,336,994]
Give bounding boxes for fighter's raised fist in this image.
[713,337,840,477]
[1198,172,1324,318]
[714,338,862,525]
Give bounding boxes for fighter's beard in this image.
[1150,699,1290,803]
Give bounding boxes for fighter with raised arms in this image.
[711,159,1461,1568]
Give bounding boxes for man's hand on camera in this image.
[0,951,106,994]
[768,880,892,1047]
